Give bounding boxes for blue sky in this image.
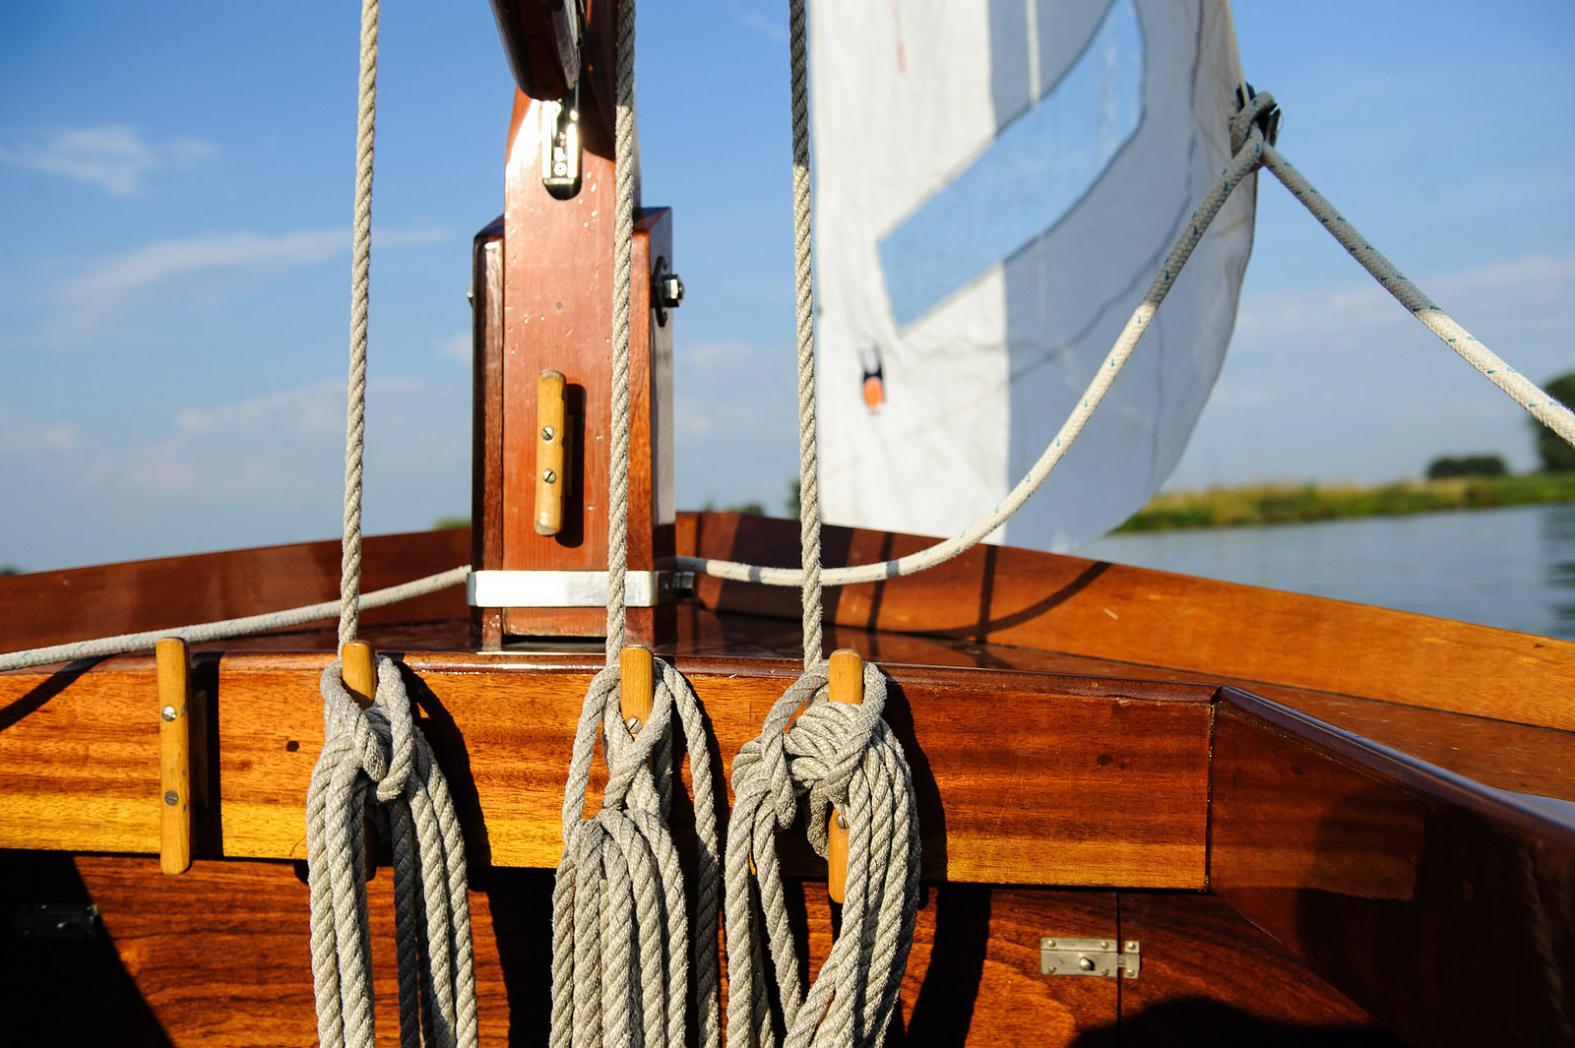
[2,1,1573,571]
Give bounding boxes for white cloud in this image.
[0,376,470,570]
[21,224,450,346]
[0,124,215,196]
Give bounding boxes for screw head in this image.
[1078,956,1096,971]
[625,716,643,735]
[541,425,555,441]
[161,705,178,722]
[1044,939,1056,947]
[163,790,180,807]
[543,469,557,484]
[1125,940,1140,952]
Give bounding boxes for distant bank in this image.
[1115,473,1575,533]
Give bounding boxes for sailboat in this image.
[1,1,1570,1045]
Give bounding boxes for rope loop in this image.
[1229,86,1278,154]
[724,661,918,1048]
[308,656,478,1048]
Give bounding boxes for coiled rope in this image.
[548,1,724,1044]
[307,2,478,1043]
[722,2,920,1043]
[307,658,478,1048]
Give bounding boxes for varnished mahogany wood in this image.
[0,653,1211,888]
[4,852,1401,1045]
[496,79,675,641]
[0,528,470,655]
[471,222,506,649]
[1210,688,1575,1047]
[680,512,1575,731]
[1113,892,1396,1045]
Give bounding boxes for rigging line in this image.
[603,0,639,664]
[677,96,1575,589]
[339,0,380,648]
[0,566,469,675]
[788,0,822,669]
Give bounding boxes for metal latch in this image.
[13,903,101,940]
[1040,937,1140,979]
[541,83,582,200]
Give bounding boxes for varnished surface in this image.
[471,226,505,649]
[0,527,470,655]
[1210,688,1575,1046]
[681,512,1575,731]
[2,852,1398,1045]
[1114,893,1395,1045]
[497,73,675,640]
[0,653,1212,888]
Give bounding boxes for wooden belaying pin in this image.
[339,640,379,878]
[340,640,377,711]
[619,645,654,736]
[156,638,192,875]
[826,648,864,905]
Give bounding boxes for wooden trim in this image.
[471,223,506,649]
[0,653,1212,888]
[680,511,1575,731]
[1209,688,1575,1045]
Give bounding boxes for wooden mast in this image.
[473,0,677,648]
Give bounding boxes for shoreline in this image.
[1113,473,1575,534]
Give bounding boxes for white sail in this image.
[812,0,1254,550]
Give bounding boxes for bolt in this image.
[543,469,557,484]
[657,273,684,309]
[1079,956,1096,972]
[163,790,180,807]
[161,705,178,722]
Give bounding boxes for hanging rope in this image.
[308,1,478,1043]
[722,2,920,1044]
[675,89,1575,589]
[307,659,478,1048]
[549,1,724,1043]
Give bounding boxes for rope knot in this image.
[1230,85,1279,153]
[319,657,416,803]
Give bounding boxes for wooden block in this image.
[155,638,191,876]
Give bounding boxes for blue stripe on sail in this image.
[877,0,1144,329]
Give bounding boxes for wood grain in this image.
[0,653,1212,888]
[680,511,1575,731]
[0,527,470,657]
[1210,689,1575,1047]
[155,638,191,876]
[0,852,1136,1046]
[470,224,505,650]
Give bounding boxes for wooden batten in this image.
[825,648,863,903]
[155,638,192,875]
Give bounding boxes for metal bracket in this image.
[467,570,693,609]
[14,903,101,940]
[1040,937,1140,979]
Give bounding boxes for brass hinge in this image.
[1040,937,1140,979]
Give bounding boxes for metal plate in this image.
[1040,937,1140,979]
[467,570,692,609]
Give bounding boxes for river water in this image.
[1081,503,1575,641]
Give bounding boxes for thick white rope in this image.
[549,2,725,1044]
[0,566,468,674]
[675,90,1575,588]
[720,5,920,1046]
[339,0,379,648]
[308,657,478,1048]
[724,663,920,1048]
